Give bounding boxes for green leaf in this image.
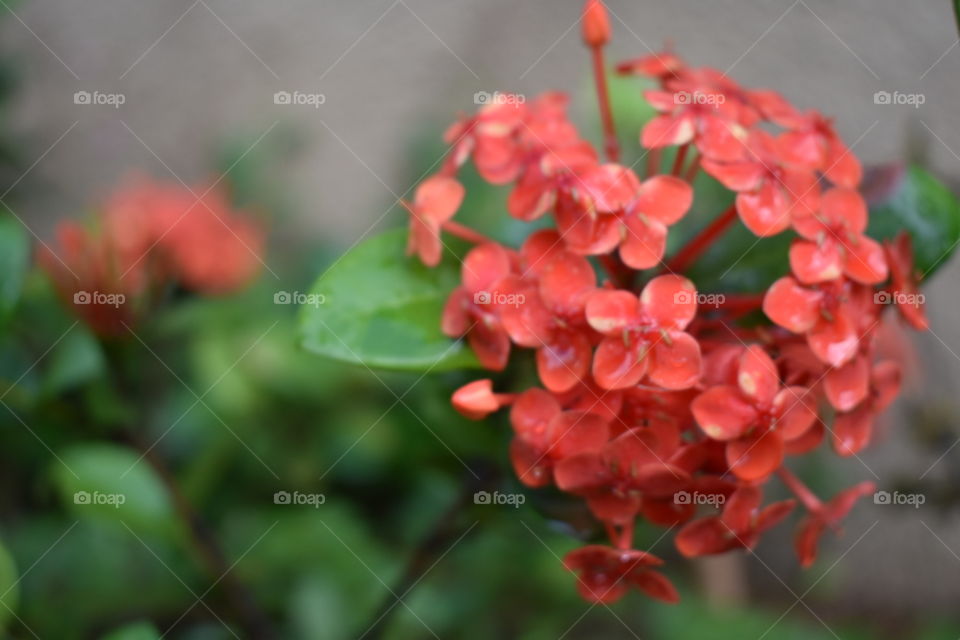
[52,444,177,537]
[0,213,29,322]
[0,539,18,630]
[100,622,161,640]
[865,164,960,278]
[299,229,478,371]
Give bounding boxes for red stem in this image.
[591,45,619,162]
[442,220,494,245]
[663,204,738,274]
[671,143,689,177]
[646,148,662,178]
[599,254,628,288]
[683,154,701,183]
[777,467,823,512]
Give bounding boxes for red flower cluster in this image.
[39,176,264,335]
[410,1,927,605]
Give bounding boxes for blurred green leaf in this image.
[42,326,106,396]
[100,622,161,640]
[0,213,29,323]
[0,539,19,631]
[299,229,478,372]
[865,164,960,278]
[52,444,177,538]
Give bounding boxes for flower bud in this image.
[582,0,611,48]
[452,379,500,419]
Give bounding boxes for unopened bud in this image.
[582,0,611,48]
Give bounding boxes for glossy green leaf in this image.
[299,229,478,371]
[52,444,177,538]
[865,164,960,278]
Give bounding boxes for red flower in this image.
[499,251,597,392]
[616,52,686,80]
[789,189,888,285]
[584,275,702,390]
[833,360,901,456]
[509,389,609,487]
[692,346,818,480]
[776,110,862,189]
[795,481,875,567]
[883,231,928,330]
[507,142,598,221]
[406,175,465,267]
[763,276,867,368]
[38,222,142,337]
[161,187,264,294]
[676,485,795,556]
[563,545,678,604]
[555,427,689,525]
[702,129,820,236]
[641,77,752,162]
[442,243,515,370]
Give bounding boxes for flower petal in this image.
[763,276,823,333]
[585,289,638,335]
[592,335,648,390]
[823,355,870,412]
[620,215,668,270]
[413,175,465,222]
[692,386,758,441]
[648,331,702,390]
[634,175,693,225]
[790,239,844,284]
[737,345,780,406]
[726,430,784,481]
[736,181,791,237]
[639,275,698,330]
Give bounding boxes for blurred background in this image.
[1,0,960,638]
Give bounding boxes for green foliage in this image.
[100,622,161,640]
[52,444,177,538]
[866,165,960,278]
[0,213,29,325]
[299,228,479,372]
[0,540,18,631]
